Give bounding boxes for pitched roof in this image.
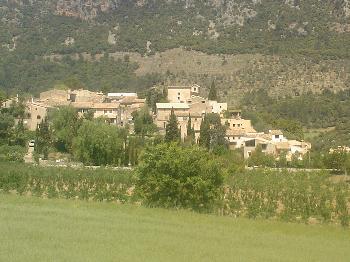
[269,129,284,135]
[275,142,290,150]
[156,103,190,109]
[92,103,120,109]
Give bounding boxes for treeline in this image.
[0,52,161,96]
[36,106,159,166]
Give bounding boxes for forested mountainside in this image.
[1,0,350,97]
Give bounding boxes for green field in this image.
[0,194,349,262]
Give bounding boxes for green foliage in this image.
[225,169,350,226]
[0,163,135,202]
[136,143,223,211]
[72,120,125,166]
[35,117,52,159]
[247,145,276,167]
[165,108,180,143]
[145,87,167,113]
[0,52,161,96]
[323,150,350,174]
[199,113,227,150]
[51,106,81,152]
[0,145,26,162]
[132,106,157,137]
[0,112,15,142]
[185,115,195,145]
[208,80,217,101]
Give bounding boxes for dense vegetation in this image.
[1,0,350,96]
[0,163,135,202]
[241,89,350,151]
[136,143,223,212]
[0,100,31,161]
[1,160,349,226]
[0,53,161,95]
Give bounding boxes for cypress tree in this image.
[35,117,52,159]
[208,80,218,101]
[165,108,180,142]
[199,114,210,149]
[186,114,196,144]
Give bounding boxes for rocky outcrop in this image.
[56,0,119,20]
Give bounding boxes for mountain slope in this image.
[1,0,350,98]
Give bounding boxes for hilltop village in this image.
[3,84,311,161]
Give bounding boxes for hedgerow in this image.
[1,162,349,226]
[0,163,135,203]
[223,170,350,226]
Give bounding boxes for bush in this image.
[136,143,223,212]
[0,145,26,162]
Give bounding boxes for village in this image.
[3,84,311,162]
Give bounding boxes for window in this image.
[178,92,181,95]
[194,87,197,92]
[178,97,180,100]
[275,135,280,139]
[163,122,166,128]
[104,110,107,114]
[233,124,236,127]
[36,115,41,120]
[261,144,267,150]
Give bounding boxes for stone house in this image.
[23,101,52,131]
[167,84,200,103]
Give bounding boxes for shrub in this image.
[136,143,223,212]
[0,163,135,203]
[0,145,26,162]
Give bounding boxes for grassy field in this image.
[0,194,349,262]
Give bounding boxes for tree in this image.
[165,108,180,143]
[51,106,81,152]
[185,114,195,144]
[0,112,15,143]
[35,117,52,159]
[324,150,350,174]
[132,106,157,137]
[208,80,217,101]
[199,113,227,151]
[146,87,167,113]
[136,143,223,211]
[72,120,124,166]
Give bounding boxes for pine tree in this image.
[208,80,218,101]
[186,114,195,144]
[165,108,180,142]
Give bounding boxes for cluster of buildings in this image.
[4,89,145,131]
[155,84,311,161]
[3,84,311,161]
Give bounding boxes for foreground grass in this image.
[0,194,349,262]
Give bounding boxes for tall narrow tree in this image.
[208,80,218,101]
[186,114,195,144]
[165,108,180,142]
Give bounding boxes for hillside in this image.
[1,0,350,99]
